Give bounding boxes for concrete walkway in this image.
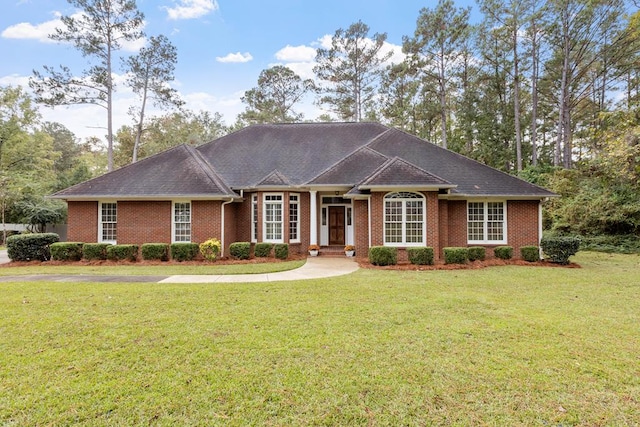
[0,256,359,283]
[0,249,9,265]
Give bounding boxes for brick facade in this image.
[65,192,542,260]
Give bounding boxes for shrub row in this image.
[48,240,294,262]
[366,245,543,266]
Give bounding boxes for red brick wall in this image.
[234,195,252,243]
[438,200,449,259]
[447,201,468,249]
[508,200,540,256]
[425,192,440,259]
[192,200,222,244]
[67,201,98,242]
[354,199,369,256]
[223,201,237,256]
[297,192,310,255]
[118,201,171,244]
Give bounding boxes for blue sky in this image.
[0,0,476,141]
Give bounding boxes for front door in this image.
[329,206,345,245]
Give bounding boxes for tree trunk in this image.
[530,24,539,167]
[513,24,523,171]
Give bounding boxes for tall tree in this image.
[114,110,229,167]
[404,0,471,149]
[237,65,316,125]
[125,35,183,163]
[314,20,392,122]
[0,87,57,242]
[30,0,144,172]
[41,122,93,191]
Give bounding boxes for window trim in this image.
[251,194,258,243]
[467,200,507,245]
[289,193,300,243]
[383,191,426,247]
[98,201,117,244]
[263,193,284,243]
[172,201,192,243]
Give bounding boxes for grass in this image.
[0,259,306,276]
[1,251,639,425]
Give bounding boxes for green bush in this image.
[254,242,273,258]
[171,243,199,262]
[494,246,513,260]
[141,243,169,261]
[200,238,222,261]
[520,245,540,262]
[229,242,251,260]
[6,233,60,261]
[106,244,138,261]
[541,236,581,264]
[468,246,486,261]
[368,246,397,266]
[274,243,289,260]
[578,234,640,254]
[83,243,111,261]
[443,247,468,264]
[50,242,84,261]
[407,247,434,265]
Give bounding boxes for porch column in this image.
[310,190,318,245]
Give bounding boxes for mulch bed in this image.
[357,257,580,271]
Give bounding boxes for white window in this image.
[384,192,425,246]
[289,194,300,242]
[173,202,191,243]
[251,194,258,243]
[467,201,506,244]
[99,202,117,243]
[263,194,283,242]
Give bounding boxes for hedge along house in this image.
[50,122,556,260]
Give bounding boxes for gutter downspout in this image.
[221,198,234,257]
[367,196,372,249]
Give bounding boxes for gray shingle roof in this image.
[51,144,237,199]
[52,122,556,200]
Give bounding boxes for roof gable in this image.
[309,146,389,185]
[255,170,292,187]
[51,144,237,199]
[359,157,454,189]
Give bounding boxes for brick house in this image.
[51,123,556,260]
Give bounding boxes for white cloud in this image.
[275,44,317,62]
[216,52,253,63]
[164,0,219,20]
[1,12,61,42]
[1,12,145,53]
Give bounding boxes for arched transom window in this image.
[384,192,425,246]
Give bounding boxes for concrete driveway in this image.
[0,256,359,283]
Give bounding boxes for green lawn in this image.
[0,259,306,276]
[1,252,638,425]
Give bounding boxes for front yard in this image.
[1,251,638,425]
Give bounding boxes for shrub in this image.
[494,246,513,260]
[106,244,138,261]
[200,238,222,261]
[83,243,111,261]
[6,233,59,261]
[368,246,397,266]
[229,242,251,260]
[254,242,273,258]
[50,242,84,261]
[443,247,468,264]
[520,245,540,262]
[541,236,581,264]
[141,243,169,261]
[274,243,289,260]
[407,247,434,265]
[468,246,486,262]
[171,243,199,262]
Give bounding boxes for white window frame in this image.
[98,201,117,244]
[289,193,300,243]
[383,192,426,247]
[172,201,192,243]
[251,194,258,243]
[467,200,507,244]
[263,193,284,243]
